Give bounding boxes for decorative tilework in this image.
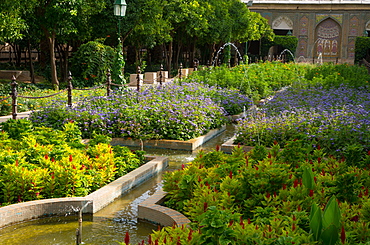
[316,14,343,25]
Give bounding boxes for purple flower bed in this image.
[235,85,370,161]
[30,82,252,140]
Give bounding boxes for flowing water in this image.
[0,125,236,245]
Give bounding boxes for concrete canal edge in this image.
[108,125,227,151]
[221,136,255,154]
[0,155,168,228]
[138,188,191,227]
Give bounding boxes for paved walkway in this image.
[0,111,32,123]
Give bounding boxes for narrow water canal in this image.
[0,125,236,245]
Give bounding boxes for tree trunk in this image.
[174,42,182,71]
[167,40,173,77]
[27,39,35,84]
[47,33,59,90]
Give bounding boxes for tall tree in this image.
[30,0,105,89]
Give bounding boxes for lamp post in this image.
[114,0,127,39]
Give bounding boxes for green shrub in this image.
[0,120,145,205]
[70,39,119,87]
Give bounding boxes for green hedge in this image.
[355,36,370,64]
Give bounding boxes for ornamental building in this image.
[244,0,370,63]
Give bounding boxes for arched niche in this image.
[315,18,341,58]
[272,16,293,35]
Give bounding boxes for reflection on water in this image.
[0,125,236,244]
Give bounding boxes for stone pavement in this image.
[0,111,32,123]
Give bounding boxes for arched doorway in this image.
[315,18,341,59]
[268,16,294,59]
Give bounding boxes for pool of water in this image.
[0,125,236,244]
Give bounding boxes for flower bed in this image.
[234,85,370,164]
[0,119,145,205]
[148,144,370,244]
[30,82,252,141]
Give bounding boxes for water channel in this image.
[0,125,236,245]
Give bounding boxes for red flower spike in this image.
[266,192,270,198]
[181,164,185,170]
[163,237,167,244]
[15,159,19,166]
[229,220,234,227]
[341,226,346,244]
[51,158,55,162]
[293,179,298,188]
[269,226,272,232]
[273,192,277,198]
[292,223,296,231]
[365,188,369,196]
[255,225,259,230]
[203,202,208,212]
[255,166,259,171]
[321,169,325,176]
[297,205,301,211]
[247,218,251,224]
[268,152,271,159]
[229,170,233,179]
[198,176,201,182]
[216,145,220,151]
[317,145,321,150]
[318,157,321,164]
[283,183,287,190]
[314,176,317,183]
[124,231,130,245]
[359,192,363,198]
[188,229,193,241]
[154,240,158,245]
[69,155,73,162]
[177,237,181,245]
[289,174,293,179]
[72,165,76,170]
[274,140,278,145]
[44,154,48,160]
[308,189,313,197]
[148,235,152,244]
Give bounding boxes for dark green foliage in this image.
[70,39,116,87]
[355,37,370,64]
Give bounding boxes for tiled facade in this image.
[245,0,370,63]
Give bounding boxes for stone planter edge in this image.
[0,155,168,229]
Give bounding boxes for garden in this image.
[0,62,370,244]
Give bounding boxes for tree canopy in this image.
[0,0,273,87]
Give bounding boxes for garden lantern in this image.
[114,0,127,38]
[114,0,127,17]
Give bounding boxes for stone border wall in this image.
[138,188,190,227]
[0,155,168,228]
[105,125,226,151]
[221,136,255,154]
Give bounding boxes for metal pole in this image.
[10,75,17,120]
[106,70,112,96]
[67,71,73,107]
[159,64,163,86]
[179,63,182,84]
[76,228,80,245]
[136,66,141,92]
[194,60,198,71]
